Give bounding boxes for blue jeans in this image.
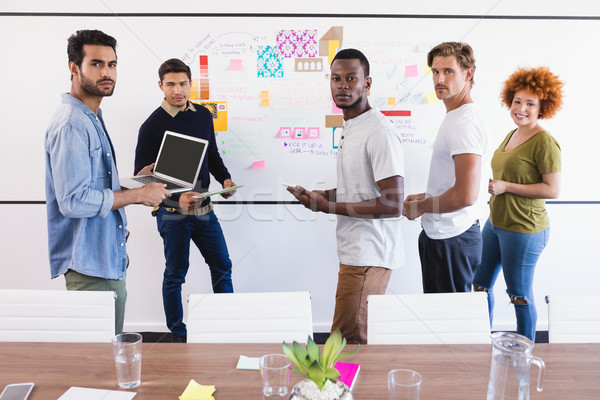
[473,220,549,341]
[156,208,233,337]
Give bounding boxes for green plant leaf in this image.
[306,360,326,390]
[292,341,309,367]
[333,343,359,363]
[306,336,320,363]
[324,368,341,380]
[282,342,302,371]
[324,329,343,368]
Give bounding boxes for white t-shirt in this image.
[336,108,405,269]
[421,103,489,240]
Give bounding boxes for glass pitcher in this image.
[486,332,545,400]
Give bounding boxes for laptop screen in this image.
[154,132,207,184]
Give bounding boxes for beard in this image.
[79,72,115,97]
[334,95,364,110]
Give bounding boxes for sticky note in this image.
[279,127,292,138]
[425,92,439,104]
[292,127,306,139]
[328,40,339,64]
[236,355,260,370]
[252,160,265,169]
[405,64,418,78]
[307,127,320,139]
[230,59,242,71]
[388,97,396,106]
[424,63,432,75]
[326,115,344,128]
[332,100,343,114]
[260,90,269,99]
[260,98,270,107]
[179,379,215,400]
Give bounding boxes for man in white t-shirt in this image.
[403,42,488,293]
[288,49,405,344]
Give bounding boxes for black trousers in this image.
[418,223,482,293]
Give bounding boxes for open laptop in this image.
[120,131,208,193]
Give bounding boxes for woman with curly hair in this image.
[473,66,564,341]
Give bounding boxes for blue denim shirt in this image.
[45,93,128,280]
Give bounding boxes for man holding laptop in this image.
[45,30,171,335]
[134,58,237,342]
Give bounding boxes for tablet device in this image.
[192,185,244,199]
[0,383,34,400]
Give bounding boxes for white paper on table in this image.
[236,355,260,370]
[57,387,137,400]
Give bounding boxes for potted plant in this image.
[282,329,359,400]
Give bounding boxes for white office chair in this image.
[187,291,313,343]
[545,294,600,343]
[367,292,491,344]
[0,289,115,342]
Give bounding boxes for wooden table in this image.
[1,342,598,399]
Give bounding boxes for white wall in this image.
[2,1,599,334]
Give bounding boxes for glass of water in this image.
[260,354,291,399]
[112,332,143,389]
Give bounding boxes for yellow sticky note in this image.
[328,40,339,64]
[260,90,269,99]
[260,98,270,107]
[180,379,216,400]
[425,92,439,104]
[424,63,432,75]
[388,97,396,106]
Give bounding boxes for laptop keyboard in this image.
[132,175,185,191]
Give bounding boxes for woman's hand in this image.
[488,179,508,195]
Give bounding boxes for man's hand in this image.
[136,163,155,176]
[287,186,331,213]
[220,179,237,199]
[403,193,426,220]
[179,191,201,211]
[139,182,171,207]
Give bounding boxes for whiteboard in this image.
[1,14,597,202]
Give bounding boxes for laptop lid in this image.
[152,130,208,187]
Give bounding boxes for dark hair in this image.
[331,48,370,77]
[67,29,117,68]
[158,58,192,82]
[427,42,476,87]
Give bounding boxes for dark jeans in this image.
[418,223,482,293]
[156,208,233,337]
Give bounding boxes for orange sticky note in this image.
[388,97,396,106]
[260,90,269,99]
[260,98,270,107]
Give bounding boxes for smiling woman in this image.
[473,66,564,341]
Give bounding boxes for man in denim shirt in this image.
[45,30,170,334]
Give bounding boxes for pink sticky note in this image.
[230,59,243,71]
[405,64,418,78]
[332,100,343,114]
[252,160,265,169]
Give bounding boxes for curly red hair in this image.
[500,66,564,119]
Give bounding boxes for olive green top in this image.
[489,130,561,233]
